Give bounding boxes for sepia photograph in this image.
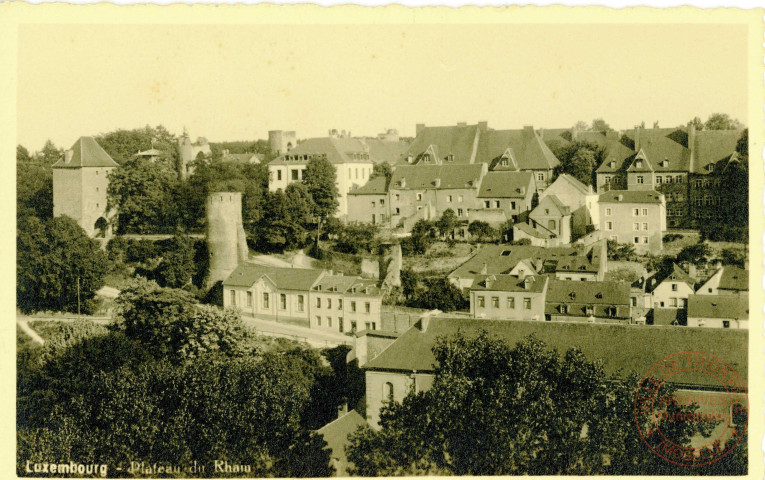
[5,4,763,478]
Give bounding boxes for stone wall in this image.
[206,192,248,287]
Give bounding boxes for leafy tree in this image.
[16,162,53,220]
[254,190,311,252]
[550,140,606,186]
[573,120,589,131]
[347,332,715,476]
[17,216,107,314]
[107,157,180,234]
[370,162,393,184]
[591,118,612,132]
[284,182,316,226]
[303,156,339,220]
[720,248,747,268]
[335,223,379,254]
[676,242,712,266]
[17,144,32,163]
[606,240,635,261]
[704,113,743,131]
[400,268,420,301]
[96,125,178,165]
[434,209,458,237]
[401,220,435,256]
[688,116,705,131]
[736,128,748,157]
[39,139,63,165]
[467,220,496,242]
[407,277,468,312]
[154,233,196,288]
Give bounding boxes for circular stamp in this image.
[633,351,748,467]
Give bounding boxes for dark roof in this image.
[390,164,485,190]
[470,274,548,293]
[357,137,410,164]
[317,410,367,475]
[478,171,533,198]
[718,266,748,292]
[478,128,560,170]
[271,137,374,165]
[599,190,664,204]
[223,263,324,291]
[448,243,602,279]
[546,280,630,305]
[513,222,552,239]
[647,264,695,293]
[314,275,382,297]
[691,130,741,174]
[364,317,748,388]
[625,128,690,172]
[400,124,480,164]
[348,176,388,195]
[688,294,749,320]
[651,308,687,326]
[52,137,119,168]
[532,195,571,217]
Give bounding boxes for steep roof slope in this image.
[390,164,485,190]
[270,137,374,165]
[478,128,560,170]
[223,263,324,290]
[52,136,119,168]
[399,124,480,164]
[478,171,533,198]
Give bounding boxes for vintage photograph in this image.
[10,5,761,478]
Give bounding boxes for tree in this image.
[96,125,178,166]
[434,209,458,237]
[370,162,393,185]
[688,116,705,131]
[335,223,379,254]
[676,242,712,266]
[284,182,316,226]
[303,156,339,220]
[550,140,606,186]
[606,240,635,261]
[17,144,32,163]
[467,220,496,242]
[17,216,107,314]
[347,332,716,476]
[591,118,612,132]
[401,220,435,256]
[720,248,747,268]
[573,120,589,131]
[107,157,180,234]
[16,162,53,220]
[38,139,63,165]
[408,277,468,311]
[400,268,420,301]
[704,113,743,131]
[736,128,748,157]
[154,233,196,288]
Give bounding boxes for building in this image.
[133,148,164,162]
[476,171,535,223]
[469,274,548,320]
[346,177,390,226]
[316,407,368,476]
[539,174,599,240]
[223,263,382,332]
[361,317,747,428]
[598,190,666,253]
[696,265,748,296]
[544,280,631,322]
[268,130,297,156]
[527,195,572,245]
[178,130,211,179]
[388,163,487,229]
[645,264,696,309]
[52,136,119,237]
[268,137,375,218]
[687,294,749,329]
[221,151,262,164]
[447,241,607,290]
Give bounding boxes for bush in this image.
[700,224,748,243]
[125,239,161,263]
[663,233,683,243]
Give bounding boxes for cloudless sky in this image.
[17,23,747,151]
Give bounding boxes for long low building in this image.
[362,317,748,428]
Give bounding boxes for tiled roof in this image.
[363,317,748,388]
[719,266,748,292]
[52,137,119,168]
[646,264,695,293]
[357,137,410,164]
[314,275,382,297]
[390,164,485,190]
[270,137,374,165]
[348,176,388,195]
[546,280,630,305]
[624,129,690,172]
[691,130,742,174]
[399,124,480,164]
[652,308,687,326]
[317,410,367,476]
[223,263,324,291]
[478,128,560,170]
[688,294,749,320]
[513,222,552,239]
[470,274,548,293]
[477,171,533,198]
[532,195,570,217]
[552,174,593,196]
[599,190,664,204]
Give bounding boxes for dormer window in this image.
[447,154,454,162]
[708,164,715,172]
[569,292,576,300]
[500,157,509,166]
[422,154,431,163]
[609,161,616,169]
[636,160,643,168]
[662,159,669,168]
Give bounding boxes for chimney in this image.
[634,126,641,152]
[416,123,425,136]
[433,178,441,188]
[522,125,535,141]
[524,276,533,290]
[418,315,430,332]
[64,149,74,163]
[687,122,696,170]
[337,401,348,418]
[399,177,406,188]
[480,262,488,275]
[617,194,623,202]
[485,275,495,288]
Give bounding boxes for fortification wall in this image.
[206,192,249,287]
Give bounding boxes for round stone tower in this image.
[206,192,249,287]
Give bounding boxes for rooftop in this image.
[390,164,486,190]
[719,266,748,292]
[348,176,388,195]
[270,137,375,165]
[688,294,749,320]
[599,190,664,204]
[223,263,324,291]
[52,136,119,169]
[545,280,630,305]
[470,274,548,293]
[477,171,533,198]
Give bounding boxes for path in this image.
[16,318,45,345]
[241,314,353,348]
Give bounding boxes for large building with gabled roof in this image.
[52,136,119,237]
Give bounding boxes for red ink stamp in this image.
[633,351,747,467]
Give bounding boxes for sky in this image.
[17,23,748,151]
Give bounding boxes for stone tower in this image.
[206,192,249,287]
[268,130,297,156]
[52,136,119,237]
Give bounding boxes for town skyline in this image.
[17,23,747,149]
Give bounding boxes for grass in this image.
[404,241,475,274]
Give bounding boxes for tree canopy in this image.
[96,125,178,165]
[704,113,744,131]
[303,156,339,219]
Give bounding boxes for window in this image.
[669,298,678,307]
[633,223,640,231]
[642,222,648,231]
[280,293,286,310]
[327,298,332,309]
[339,317,344,332]
[656,176,662,184]
[327,317,332,328]
[447,195,452,202]
[606,221,613,231]
[634,237,640,244]
[246,291,253,307]
[606,208,612,216]
[230,290,236,306]
[317,316,322,326]
[676,175,683,183]
[380,199,385,205]
[365,302,370,313]
[416,193,423,201]
[338,299,343,310]
[666,176,673,184]
[494,201,500,208]
[723,321,730,329]
[351,301,357,312]
[262,292,269,308]
[560,305,568,314]
[297,295,304,311]
[492,297,499,308]
[633,208,639,216]
[537,173,545,181]
[642,237,648,244]
[458,195,464,202]
[585,305,594,315]
[524,298,531,310]
[457,208,463,216]
[355,168,359,179]
[637,176,644,184]
[316,297,321,308]
[277,170,282,181]
[606,307,617,317]
[371,201,376,208]
[478,296,485,307]
[604,176,612,184]
[383,382,394,401]
[395,194,400,201]
[641,208,648,216]
[507,297,515,309]
[484,201,491,208]
[291,169,299,180]
[510,201,516,210]
[631,297,637,307]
